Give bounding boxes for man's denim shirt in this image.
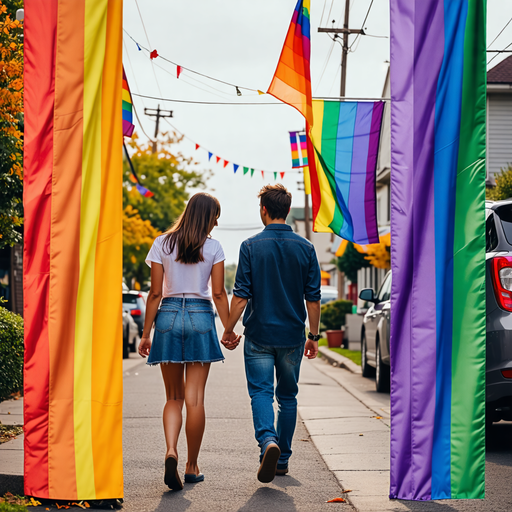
[233,224,321,348]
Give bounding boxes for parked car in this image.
[123,291,146,337]
[320,285,338,305]
[359,199,512,418]
[359,271,391,393]
[123,310,139,358]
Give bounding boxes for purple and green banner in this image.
[309,100,383,245]
[389,0,486,501]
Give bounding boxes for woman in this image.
[138,192,240,491]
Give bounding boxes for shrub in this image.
[487,164,512,201]
[320,299,353,331]
[0,307,24,400]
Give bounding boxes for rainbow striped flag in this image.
[389,0,486,501]
[267,0,313,126]
[289,131,308,168]
[309,100,383,245]
[23,0,123,500]
[122,67,134,137]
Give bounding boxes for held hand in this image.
[304,339,318,359]
[221,331,241,351]
[138,335,152,358]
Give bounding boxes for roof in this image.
[488,55,512,84]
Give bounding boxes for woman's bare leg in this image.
[161,363,185,460]
[184,363,211,475]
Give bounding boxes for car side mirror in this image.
[359,288,379,304]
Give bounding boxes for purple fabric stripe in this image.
[389,0,444,501]
[348,102,373,244]
[364,102,384,244]
[123,119,134,138]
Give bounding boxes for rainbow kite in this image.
[267,0,313,127]
[122,67,134,137]
[289,131,308,168]
[389,0,486,501]
[309,100,383,245]
[24,0,123,500]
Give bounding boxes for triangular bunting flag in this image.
[261,171,265,178]
[216,156,221,163]
[251,169,255,177]
[243,167,249,175]
[177,65,182,78]
[195,143,200,150]
[150,49,159,60]
[136,183,154,198]
[280,172,285,179]
[257,90,265,95]
[233,164,239,173]
[223,160,229,168]
[208,152,213,161]
[274,172,277,180]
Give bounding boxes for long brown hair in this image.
[163,193,221,264]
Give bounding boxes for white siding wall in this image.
[488,93,512,178]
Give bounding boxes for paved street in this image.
[3,326,512,511]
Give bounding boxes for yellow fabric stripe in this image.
[74,0,108,499]
[122,88,131,103]
[311,100,335,231]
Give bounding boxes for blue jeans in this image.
[244,337,304,465]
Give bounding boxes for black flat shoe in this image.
[164,456,183,491]
[257,443,281,483]
[184,473,205,483]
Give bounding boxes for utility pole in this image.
[144,104,173,154]
[304,186,311,241]
[318,0,364,97]
[318,1,364,299]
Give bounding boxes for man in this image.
[221,184,321,484]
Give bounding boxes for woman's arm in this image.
[211,261,230,329]
[138,262,163,358]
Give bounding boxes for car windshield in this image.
[496,205,512,246]
[123,294,138,305]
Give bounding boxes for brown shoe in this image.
[276,465,289,476]
[257,443,281,483]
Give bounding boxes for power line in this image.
[488,41,512,66]
[487,16,512,49]
[131,92,284,105]
[349,0,375,51]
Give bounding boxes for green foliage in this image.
[336,242,370,283]
[318,338,361,365]
[320,299,353,331]
[0,502,27,512]
[487,164,512,201]
[0,307,23,400]
[224,263,237,293]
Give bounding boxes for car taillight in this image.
[491,256,512,312]
[130,309,142,316]
[502,369,512,379]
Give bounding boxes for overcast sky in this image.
[123,0,512,264]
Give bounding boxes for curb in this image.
[318,346,362,375]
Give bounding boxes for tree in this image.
[123,205,161,288]
[123,133,209,233]
[122,133,210,287]
[337,242,370,283]
[487,164,512,201]
[365,234,391,270]
[0,1,23,249]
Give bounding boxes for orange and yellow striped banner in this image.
[24,0,124,500]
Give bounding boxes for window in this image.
[123,293,138,305]
[486,210,498,252]
[377,272,392,302]
[496,205,512,247]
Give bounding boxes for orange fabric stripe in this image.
[91,0,124,499]
[47,0,85,499]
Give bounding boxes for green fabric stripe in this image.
[320,101,344,234]
[122,99,132,111]
[451,0,486,498]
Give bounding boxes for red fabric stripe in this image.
[306,123,321,230]
[23,0,58,498]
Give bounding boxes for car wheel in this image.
[361,332,375,378]
[375,340,390,393]
[129,335,136,352]
[123,326,130,359]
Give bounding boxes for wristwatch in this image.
[308,332,321,342]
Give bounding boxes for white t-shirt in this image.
[145,235,225,300]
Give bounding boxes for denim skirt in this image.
[147,297,225,365]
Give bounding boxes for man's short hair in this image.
[258,184,292,220]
